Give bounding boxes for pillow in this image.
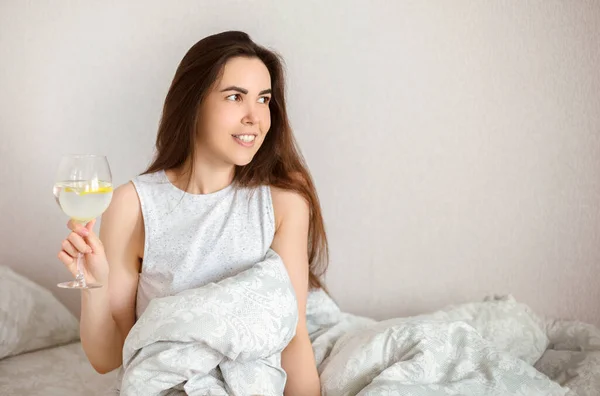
[0,265,80,360]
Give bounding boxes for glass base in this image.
[57,280,102,289]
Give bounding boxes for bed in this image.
[0,341,116,396]
[1,264,599,395]
[0,266,115,396]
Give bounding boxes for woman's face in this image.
[196,56,272,167]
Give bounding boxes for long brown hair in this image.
[144,31,328,289]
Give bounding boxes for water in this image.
[53,180,113,222]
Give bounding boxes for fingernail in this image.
[87,248,93,254]
[80,228,89,236]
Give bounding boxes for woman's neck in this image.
[170,156,235,195]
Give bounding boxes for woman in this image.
[57,31,327,395]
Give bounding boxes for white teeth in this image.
[235,135,255,142]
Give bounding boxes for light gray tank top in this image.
[131,170,275,319]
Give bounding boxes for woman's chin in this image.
[231,154,255,167]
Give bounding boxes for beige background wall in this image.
[1,1,599,325]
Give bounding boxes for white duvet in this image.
[119,250,599,395]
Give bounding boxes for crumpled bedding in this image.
[120,250,600,395]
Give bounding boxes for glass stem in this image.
[75,252,87,287]
[72,220,87,287]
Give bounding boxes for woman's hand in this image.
[57,219,109,285]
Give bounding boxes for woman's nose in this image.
[242,104,259,125]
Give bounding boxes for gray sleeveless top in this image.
[131,170,275,319]
[108,170,275,393]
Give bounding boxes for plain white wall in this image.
[1,1,599,326]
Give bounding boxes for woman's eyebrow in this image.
[220,86,248,94]
[220,86,272,95]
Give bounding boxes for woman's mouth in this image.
[232,134,256,147]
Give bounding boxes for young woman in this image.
[57,31,328,395]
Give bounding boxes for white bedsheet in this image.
[117,246,594,396]
[2,291,598,395]
[0,342,116,396]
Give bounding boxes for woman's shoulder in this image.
[270,186,309,231]
[112,182,141,207]
[101,181,144,257]
[104,182,143,227]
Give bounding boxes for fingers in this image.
[67,220,89,237]
[85,219,96,232]
[61,239,78,257]
[57,250,77,277]
[67,219,101,253]
[84,219,103,253]
[61,219,98,279]
[67,231,92,254]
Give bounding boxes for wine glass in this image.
[53,154,113,289]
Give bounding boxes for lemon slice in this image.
[81,186,113,195]
[64,185,113,195]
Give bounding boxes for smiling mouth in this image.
[232,134,256,143]
[232,134,257,147]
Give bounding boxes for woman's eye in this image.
[226,94,241,101]
[258,96,271,104]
